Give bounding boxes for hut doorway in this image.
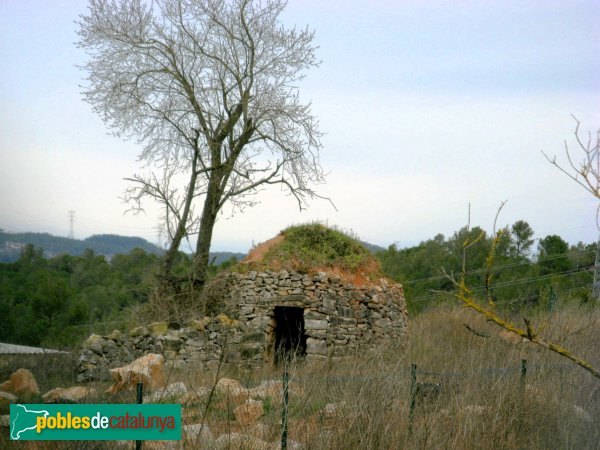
[273,306,306,365]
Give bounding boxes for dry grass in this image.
[183,303,600,449]
[2,303,599,449]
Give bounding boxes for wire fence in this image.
[2,354,597,450]
[272,357,598,449]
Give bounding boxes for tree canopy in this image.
[376,221,595,313]
[77,0,325,291]
[0,246,158,347]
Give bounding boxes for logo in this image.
[10,404,181,441]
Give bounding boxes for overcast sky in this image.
[1,0,599,253]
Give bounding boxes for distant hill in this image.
[359,240,386,254]
[0,230,381,264]
[82,234,163,256]
[0,232,163,262]
[209,251,247,266]
[0,231,248,265]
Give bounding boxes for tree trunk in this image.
[193,174,222,287]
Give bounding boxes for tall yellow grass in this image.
[2,303,599,449]
[193,303,600,449]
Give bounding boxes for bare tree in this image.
[543,116,600,224]
[77,0,326,290]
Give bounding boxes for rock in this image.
[217,314,240,328]
[183,423,213,444]
[106,329,124,341]
[306,338,328,355]
[178,328,201,340]
[234,399,264,426]
[249,380,283,402]
[305,319,328,330]
[0,391,18,405]
[215,433,271,450]
[161,335,183,351]
[0,368,39,397]
[315,272,328,282]
[82,334,104,350]
[247,379,303,403]
[188,339,210,353]
[106,353,165,394]
[148,322,169,336]
[216,377,244,393]
[144,382,188,404]
[129,326,149,337]
[0,415,10,428]
[188,317,211,331]
[101,339,118,352]
[42,386,97,403]
[180,387,210,406]
[77,358,111,383]
[215,378,250,403]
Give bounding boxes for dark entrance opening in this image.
[273,306,306,366]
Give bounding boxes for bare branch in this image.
[542,117,600,229]
[78,0,326,288]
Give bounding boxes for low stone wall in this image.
[77,318,242,382]
[78,270,408,381]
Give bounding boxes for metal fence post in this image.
[408,364,417,433]
[281,371,289,450]
[136,382,143,450]
[520,359,527,387]
[548,286,557,312]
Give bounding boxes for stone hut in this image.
[208,270,407,367]
[77,225,408,380]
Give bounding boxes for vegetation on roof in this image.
[241,223,382,275]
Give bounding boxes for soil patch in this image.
[242,234,285,264]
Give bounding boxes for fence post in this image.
[548,286,557,312]
[281,371,289,450]
[136,382,143,450]
[520,359,527,387]
[408,363,417,433]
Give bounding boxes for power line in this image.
[410,267,591,303]
[402,249,595,285]
[493,285,589,307]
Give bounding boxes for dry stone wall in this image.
[77,270,408,381]
[77,318,242,382]
[225,270,408,362]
